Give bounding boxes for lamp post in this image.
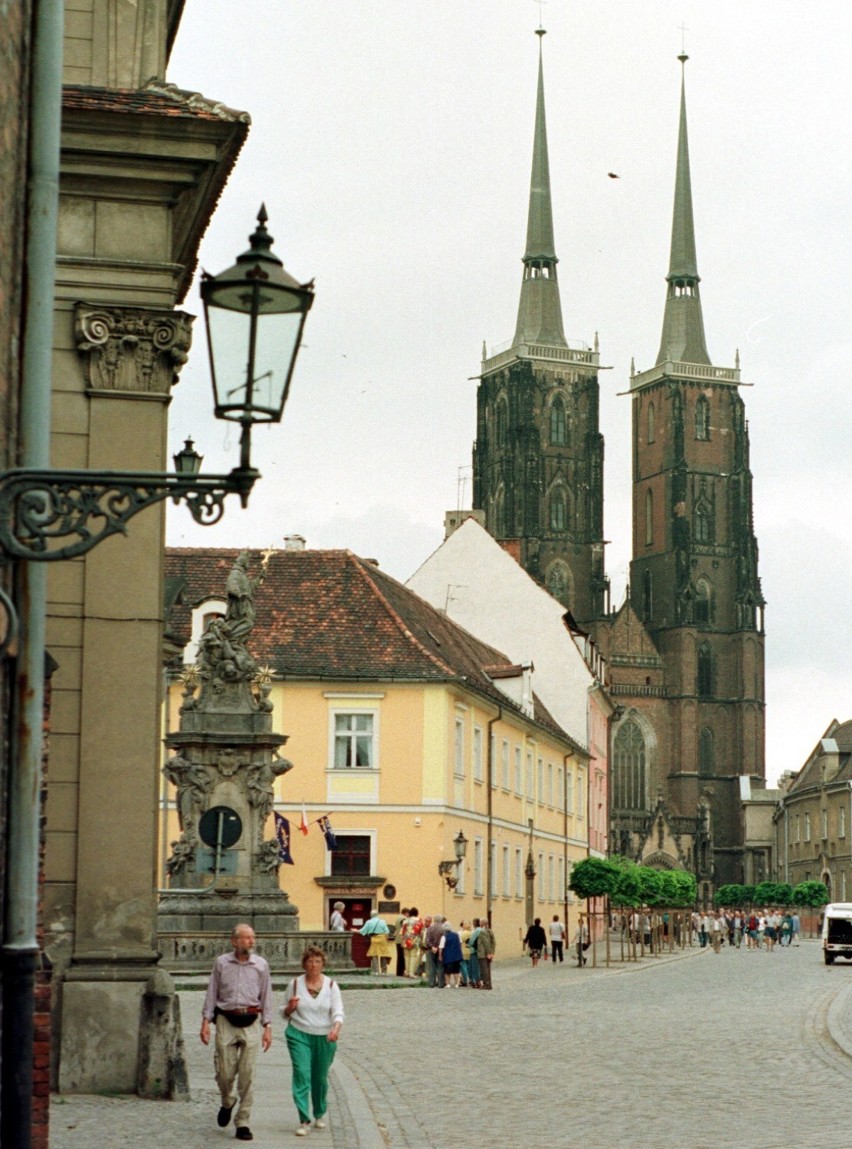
[0,206,313,564]
[438,830,469,890]
[1,204,311,1147]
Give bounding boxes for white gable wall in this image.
[408,519,594,749]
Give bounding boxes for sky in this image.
[165,1,852,786]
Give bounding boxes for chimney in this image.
[283,535,306,551]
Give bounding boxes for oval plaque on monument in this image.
[198,805,242,849]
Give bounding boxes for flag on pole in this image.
[299,802,309,836]
[318,815,337,850]
[274,812,294,865]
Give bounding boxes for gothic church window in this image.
[642,568,653,622]
[494,489,506,536]
[697,642,713,698]
[645,488,653,546]
[694,496,712,544]
[694,577,712,624]
[695,395,710,440]
[550,488,567,531]
[613,719,647,811]
[647,401,655,444]
[699,727,714,777]
[546,562,572,608]
[550,396,569,445]
[496,399,508,448]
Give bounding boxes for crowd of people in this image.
[692,908,802,952]
[389,909,497,988]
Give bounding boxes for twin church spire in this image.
[656,53,711,366]
[511,34,711,368]
[512,29,567,350]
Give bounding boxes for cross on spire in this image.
[534,0,547,32]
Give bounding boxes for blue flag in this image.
[274,812,294,865]
[319,815,337,851]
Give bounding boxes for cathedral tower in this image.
[612,54,766,889]
[472,29,608,622]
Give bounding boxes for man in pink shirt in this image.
[201,923,274,1142]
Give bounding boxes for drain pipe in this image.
[3,3,64,1146]
[485,707,501,927]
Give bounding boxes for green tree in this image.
[773,882,794,907]
[569,857,619,900]
[754,880,783,905]
[610,860,642,907]
[792,880,830,908]
[636,866,663,906]
[714,883,746,908]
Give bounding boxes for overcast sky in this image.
[166,1,852,785]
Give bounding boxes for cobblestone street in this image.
[51,942,852,1149]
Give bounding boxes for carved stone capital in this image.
[74,303,194,397]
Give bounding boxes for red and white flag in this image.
[299,802,309,836]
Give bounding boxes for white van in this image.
[821,903,852,964]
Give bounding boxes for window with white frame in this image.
[537,852,545,901]
[804,812,811,842]
[514,746,523,794]
[576,771,585,818]
[515,848,524,898]
[490,734,497,788]
[526,752,534,799]
[537,757,544,804]
[473,726,484,782]
[566,770,574,813]
[548,854,555,901]
[502,740,510,789]
[795,814,800,843]
[558,856,565,903]
[490,841,497,897]
[332,712,376,768]
[840,805,846,839]
[547,762,554,806]
[473,838,483,895]
[502,845,511,897]
[842,870,848,901]
[822,808,828,839]
[454,716,465,778]
[557,765,564,810]
[456,850,466,895]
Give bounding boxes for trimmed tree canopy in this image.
[792,880,830,908]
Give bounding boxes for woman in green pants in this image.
[282,946,344,1136]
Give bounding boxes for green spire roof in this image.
[512,29,567,350]
[656,54,710,366]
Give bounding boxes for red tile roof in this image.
[62,82,251,123]
[165,547,577,748]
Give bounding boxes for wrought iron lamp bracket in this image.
[0,466,259,562]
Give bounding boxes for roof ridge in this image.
[143,79,251,123]
[347,554,458,678]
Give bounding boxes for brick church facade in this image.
[471,36,765,894]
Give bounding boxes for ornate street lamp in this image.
[438,829,469,889]
[0,206,313,564]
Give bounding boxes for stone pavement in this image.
[50,940,852,1149]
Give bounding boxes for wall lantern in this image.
[0,207,313,563]
[438,830,469,889]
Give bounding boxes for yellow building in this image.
[163,544,591,948]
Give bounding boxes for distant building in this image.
[469,34,765,892]
[164,546,591,939]
[773,720,852,901]
[408,515,613,858]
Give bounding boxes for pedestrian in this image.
[394,907,410,976]
[467,918,482,987]
[549,914,565,963]
[200,923,274,1142]
[282,945,344,1137]
[573,920,589,966]
[423,914,446,987]
[329,901,346,931]
[791,911,801,946]
[523,918,548,967]
[475,918,496,989]
[459,920,472,985]
[439,921,464,987]
[401,907,424,978]
[353,910,392,975]
[710,912,723,953]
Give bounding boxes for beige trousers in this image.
[214,1014,261,1127]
